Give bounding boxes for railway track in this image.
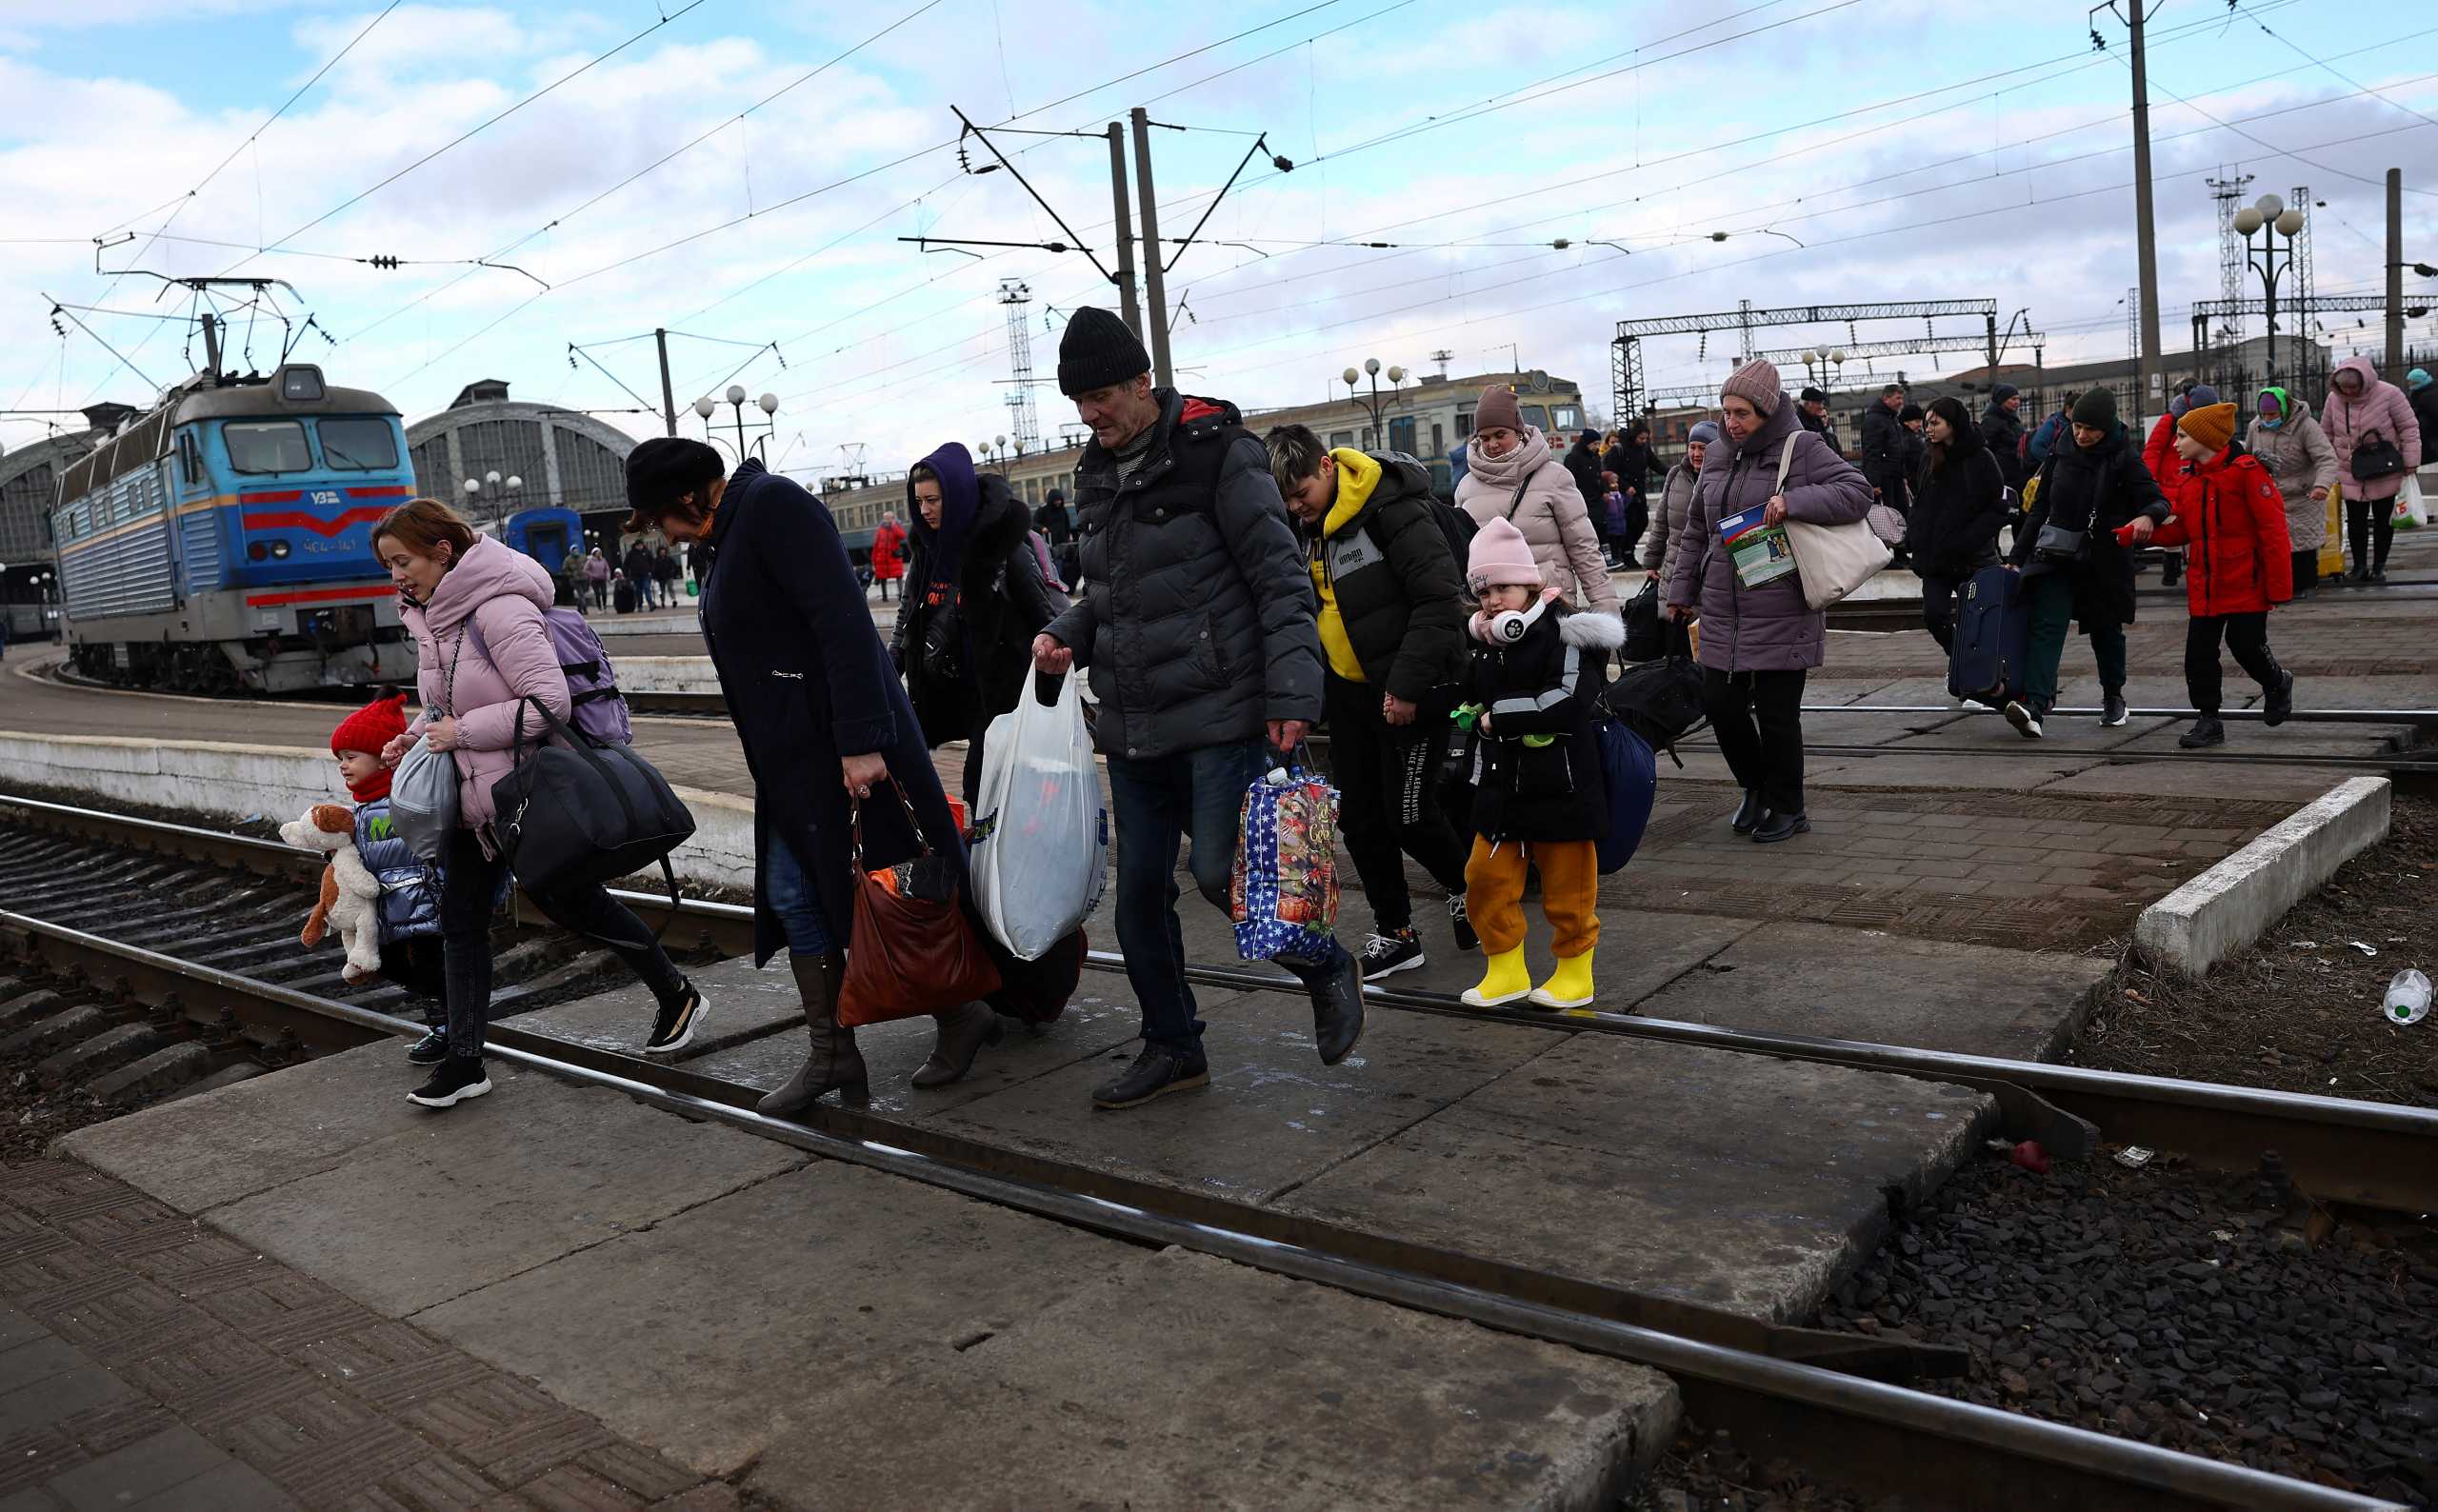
[0,794,2408,1502]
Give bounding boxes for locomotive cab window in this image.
[224,421,312,474]
[317,418,399,471]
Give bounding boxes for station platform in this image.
[50,1035,1680,1510]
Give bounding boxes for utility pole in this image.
[2125,1,2165,425]
[1129,107,1173,388]
[1107,124,1145,342]
[2388,168,2407,383]
[654,328,677,437]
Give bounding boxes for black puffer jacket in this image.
[1461,597,1622,843]
[1860,402,1907,487]
[1908,428,2009,580]
[1043,390,1321,761]
[893,467,1068,747]
[1982,389,2027,487]
[1564,436,1606,514]
[2008,421,2169,627]
[1290,450,1464,705]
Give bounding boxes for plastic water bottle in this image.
[2386,968,2432,1026]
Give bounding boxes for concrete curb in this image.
[2131,775,2391,979]
[0,730,756,891]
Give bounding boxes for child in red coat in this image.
[2141,403,2294,748]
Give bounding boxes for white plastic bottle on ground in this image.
[2385,968,2431,1026]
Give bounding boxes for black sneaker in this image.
[1358,929,1425,980]
[2004,700,2044,740]
[1447,893,1479,953]
[644,982,709,1055]
[1090,1044,1210,1110]
[407,1027,449,1065]
[1751,810,1811,844]
[2101,691,2128,728]
[2264,669,2295,726]
[407,1055,490,1108]
[2179,716,2226,748]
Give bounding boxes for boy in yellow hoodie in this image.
[1266,425,1474,979]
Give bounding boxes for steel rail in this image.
[6,794,2432,1212]
[1682,742,2433,770]
[0,909,2395,1512]
[1803,705,2437,726]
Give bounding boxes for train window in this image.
[1456,409,1472,438]
[1549,403,1583,432]
[224,421,312,474]
[1520,405,1549,432]
[318,418,400,471]
[177,431,203,487]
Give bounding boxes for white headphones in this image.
[1486,596,1548,645]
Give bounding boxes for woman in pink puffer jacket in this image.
[1455,384,1618,613]
[2322,354,2424,583]
[374,498,704,1110]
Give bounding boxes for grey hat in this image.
[1687,420,1721,445]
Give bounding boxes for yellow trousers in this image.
[1464,837,1599,959]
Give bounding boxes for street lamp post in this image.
[1341,357,1408,448]
[1801,348,1846,394]
[460,472,523,534]
[2234,194,2308,386]
[696,388,780,460]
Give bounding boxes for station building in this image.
[0,406,134,640]
[405,381,642,551]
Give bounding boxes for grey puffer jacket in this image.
[1643,461,1698,586]
[1043,390,1322,762]
[1664,400,1875,673]
[2247,401,2336,553]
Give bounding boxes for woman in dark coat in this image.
[2004,388,2168,737]
[889,443,1068,808]
[1908,396,2010,652]
[620,438,997,1114]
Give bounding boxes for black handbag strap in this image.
[849,784,933,877]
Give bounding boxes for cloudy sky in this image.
[3,0,2434,481]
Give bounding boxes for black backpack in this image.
[1599,654,1708,765]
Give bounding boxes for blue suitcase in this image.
[1948,566,2030,707]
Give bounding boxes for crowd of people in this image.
[335,327,2422,1114]
[558,542,683,615]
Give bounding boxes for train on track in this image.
[50,358,424,695]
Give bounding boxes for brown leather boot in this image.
[757,953,868,1116]
[910,1001,1003,1088]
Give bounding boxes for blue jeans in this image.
[1107,737,1348,1051]
[764,831,835,957]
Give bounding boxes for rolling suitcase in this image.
[1948,565,2029,707]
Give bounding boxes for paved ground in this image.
[51,1039,1682,1511]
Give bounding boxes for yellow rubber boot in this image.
[1529,949,1596,1010]
[1462,946,1532,1008]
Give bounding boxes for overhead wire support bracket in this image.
[1161,131,1287,275]
[948,106,1119,287]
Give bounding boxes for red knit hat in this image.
[330,691,409,757]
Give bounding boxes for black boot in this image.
[911,1001,1003,1088]
[1283,945,1366,1064]
[2180,716,2227,748]
[1751,810,1811,844]
[758,953,869,1116]
[1729,789,1770,834]
[2263,666,2295,727]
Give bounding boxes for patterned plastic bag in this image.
[1229,764,1341,963]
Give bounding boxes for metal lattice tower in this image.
[999,279,1040,453]
[2207,169,2254,345]
[2288,184,2315,390]
[1609,301,2010,418]
[2128,287,2141,370]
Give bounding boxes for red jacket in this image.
[2148,447,2293,617]
[869,521,908,580]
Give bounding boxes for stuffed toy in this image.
[280,803,385,983]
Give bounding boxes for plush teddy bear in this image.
[280,803,385,983]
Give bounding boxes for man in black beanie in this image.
[1030,306,1362,1109]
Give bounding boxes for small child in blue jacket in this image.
[329,693,449,1064]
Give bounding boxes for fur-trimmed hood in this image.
[1468,588,1626,647]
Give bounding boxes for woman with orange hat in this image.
[2148,401,2295,749]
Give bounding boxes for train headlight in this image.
[248,543,268,562]
[270,540,291,559]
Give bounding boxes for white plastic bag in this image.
[2393,474,2426,529]
[390,734,458,863]
[969,673,1107,961]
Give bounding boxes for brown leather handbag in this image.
[836,790,1002,1028]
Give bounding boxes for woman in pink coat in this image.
[1454,384,1618,614]
[2323,354,2424,584]
[373,499,704,1109]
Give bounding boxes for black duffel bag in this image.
[490,696,695,927]
[1620,579,1667,662]
[1599,653,1709,765]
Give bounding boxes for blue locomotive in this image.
[501,505,581,573]
[51,363,423,693]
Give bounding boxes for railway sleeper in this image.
[31,1021,167,1091]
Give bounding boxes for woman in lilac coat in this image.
[374,498,703,1110]
[1664,360,1874,844]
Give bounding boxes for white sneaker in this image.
[2004,700,2044,740]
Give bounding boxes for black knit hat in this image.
[625,436,726,527]
[1056,306,1151,397]
[2069,388,2118,428]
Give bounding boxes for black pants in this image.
[2345,494,2395,573]
[439,826,686,1060]
[1919,572,1961,653]
[2291,549,2317,594]
[1703,666,1807,816]
[2185,612,2281,716]
[377,936,447,1028]
[1324,674,1470,933]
